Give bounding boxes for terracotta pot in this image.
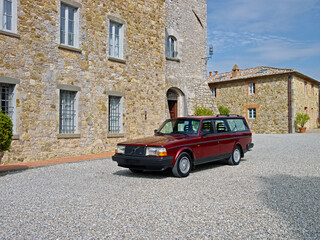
[299,127,307,133]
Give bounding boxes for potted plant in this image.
[0,110,13,164]
[295,113,310,133]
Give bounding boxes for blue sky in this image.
[207,0,320,80]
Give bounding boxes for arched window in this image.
[167,36,177,58]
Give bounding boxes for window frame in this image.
[0,77,19,134]
[248,108,256,119]
[108,95,123,134]
[109,20,124,60]
[0,0,17,34]
[304,81,307,95]
[248,82,256,95]
[166,35,178,58]
[211,87,217,98]
[60,1,80,48]
[59,89,79,134]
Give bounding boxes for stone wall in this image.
[211,75,289,134]
[292,76,320,130]
[165,0,217,116]
[1,0,167,164]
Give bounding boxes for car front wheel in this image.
[228,145,242,165]
[172,152,191,178]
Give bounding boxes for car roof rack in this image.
[216,114,241,117]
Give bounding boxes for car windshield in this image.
[157,119,200,136]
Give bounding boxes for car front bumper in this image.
[112,154,174,171]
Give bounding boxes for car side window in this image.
[201,120,214,135]
[226,119,249,132]
[214,120,230,133]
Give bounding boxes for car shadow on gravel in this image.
[191,159,228,173]
[113,159,236,178]
[113,169,173,179]
[259,174,320,239]
[0,169,28,177]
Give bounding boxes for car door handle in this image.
[216,137,219,140]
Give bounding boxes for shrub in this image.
[218,106,230,115]
[194,107,214,116]
[295,113,310,127]
[0,110,13,153]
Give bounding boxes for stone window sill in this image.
[57,133,81,139]
[108,57,126,64]
[166,56,180,62]
[108,133,125,138]
[58,44,82,53]
[0,30,20,39]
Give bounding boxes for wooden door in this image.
[168,100,177,119]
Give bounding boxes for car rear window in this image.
[226,119,249,132]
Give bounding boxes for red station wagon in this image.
[112,115,254,177]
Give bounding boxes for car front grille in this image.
[125,146,146,156]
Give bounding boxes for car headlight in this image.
[116,145,126,154]
[146,147,167,157]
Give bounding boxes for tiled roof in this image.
[208,66,319,84]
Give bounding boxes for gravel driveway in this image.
[1,134,319,239]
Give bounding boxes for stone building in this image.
[208,65,320,134]
[165,0,216,118]
[0,0,167,164]
[0,0,215,164]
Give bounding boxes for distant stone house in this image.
[208,65,320,134]
[0,0,214,164]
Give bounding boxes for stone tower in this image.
[165,0,217,118]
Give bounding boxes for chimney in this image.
[215,71,218,75]
[209,72,212,76]
[232,64,240,78]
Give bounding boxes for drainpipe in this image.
[288,75,293,133]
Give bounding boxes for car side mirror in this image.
[154,129,158,135]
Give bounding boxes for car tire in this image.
[129,168,143,174]
[172,152,191,178]
[227,145,242,165]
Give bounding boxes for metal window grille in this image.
[0,83,14,119]
[3,0,12,30]
[59,90,76,134]
[109,96,121,133]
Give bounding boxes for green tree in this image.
[0,110,13,156]
[194,107,214,116]
[218,106,230,115]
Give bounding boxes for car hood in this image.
[120,134,190,146]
